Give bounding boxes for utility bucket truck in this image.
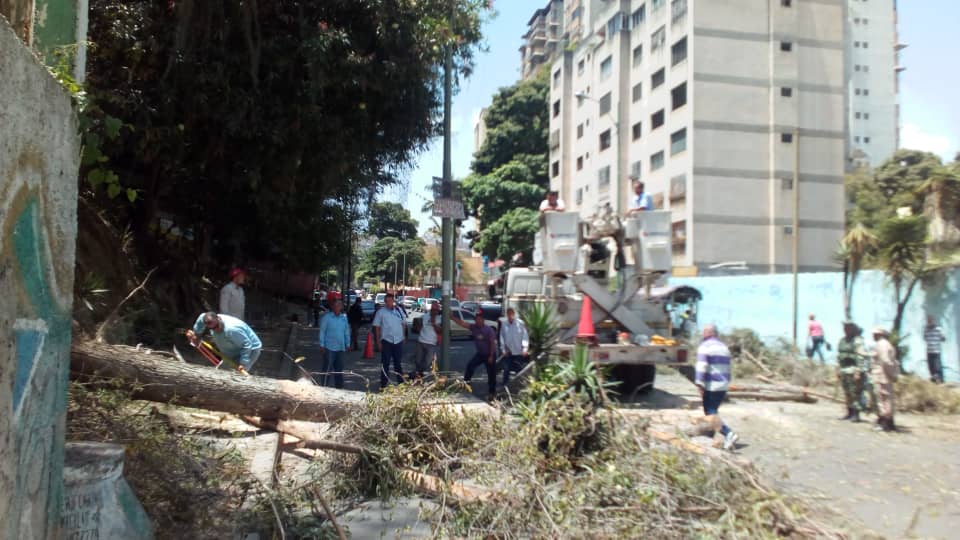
[505,208,702,394]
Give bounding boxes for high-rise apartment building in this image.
[845,0,903,168]
[548,0,847,274]
[519,1,566,81]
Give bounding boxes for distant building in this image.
[474,107,489,153]
[548,0,847,274]
[845,0,903,168]
[519,0,566,81]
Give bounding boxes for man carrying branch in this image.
[187,312,263,373]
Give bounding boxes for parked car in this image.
[408,307,498,339]
[399,295,416,310]
[374,292,386,309]
[360,300,376,322]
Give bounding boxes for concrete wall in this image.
[673,269,960,382]
[0,18,79,539]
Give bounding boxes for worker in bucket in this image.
[187,311,263,373]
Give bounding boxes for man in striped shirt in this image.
[695,324,739,450]
[924,315,946,383]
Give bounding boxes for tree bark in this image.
[71,340,362,422]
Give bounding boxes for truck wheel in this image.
[609,364,656,398]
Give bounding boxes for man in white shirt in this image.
[627,178,653,214]
[538,190,565,212]
[372,293,407,388]
[499,307,529,387]
[219,268,246,320]
[414,302,442,378]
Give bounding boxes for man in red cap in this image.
[220,268,246,320]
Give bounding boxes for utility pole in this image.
[440,44,454,372]
[792,128,800,349]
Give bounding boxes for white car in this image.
[408,307,498,340]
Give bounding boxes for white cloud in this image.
[900,123,956,160]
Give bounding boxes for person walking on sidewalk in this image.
[807,313,829,363]
[499,307,529,388]
[454,311,497,400]
[372,293,406,389]
[187,311,262,372]
[923,314,946,383]
[347,296,364,351]
[695,324,739,451]
[414,302,442,379]
[318,299,350,389]
[870,327,899,432]
[836,320,868,422]
[219,268,246,321]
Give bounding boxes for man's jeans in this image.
[702,390,732,436]
[927,352,944,383]
[322,349,345,389]
[238,348,262,372]
[465,353,496,395]
[415,342,438,375]
[807,336,826,362]
[500,354,527,386]
[380,340,405,387]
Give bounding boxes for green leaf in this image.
[104,116,122,140]
[81,145,102,167]
[126,188,138,203]
[107,183,122,199]
[87,168,106,186]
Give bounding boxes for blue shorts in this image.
[702,390,727,416]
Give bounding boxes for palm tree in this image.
[837,223,878,319]
[877,215,928,370]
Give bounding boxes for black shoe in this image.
[850,410,861,423]
[839,408,853,420]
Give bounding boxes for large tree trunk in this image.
[70,341,362,422]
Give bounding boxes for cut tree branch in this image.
[95,267,157,344]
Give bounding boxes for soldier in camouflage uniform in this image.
[836,321,868,422]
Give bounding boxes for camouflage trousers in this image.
[840,372,864,411]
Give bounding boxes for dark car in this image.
[360,300,376,322]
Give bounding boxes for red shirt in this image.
[808,320,824,338]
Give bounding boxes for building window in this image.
[863,89,870,96]
[577,123,584,139]
[781,87,793,97]
[578,59,585,76]
[652,68,666,89]
[631,161,643,178]
[632,45,643,67]
[606,12,624,36]
[670,174,686,200]
[671,36,688,66]
[650,150,665,171]
[632,82,643,103]
[781,133,794,143]
[600,56,613,80]
[576,188,583,204]
[672,220,687,248]
[651,109,665,130]
[599,129,612,151]
[864,112,870,119]
[631,5,646,28]
[855,112,862,119]
[652,0,665,12]
[577,156,584,170]
[854,65,861,72]
[854,41,860,48]
[864,137,871,143]
[553,100,560,117]
[552,161,559,177]
[781,0,791,6]
[670,127,687,155]
[632,122,642,141]
[599,92,612,115]
[780,41,793,52]
[671,82,687,109]
[598,166,611,189]
[671,0,687,23]
[854,136,861,143]
[855,88,861,95]
[652,25,666,52]
[781,178,793,190]
[863,41,869,48]
[553,70,561,87]
[864,65,870,73]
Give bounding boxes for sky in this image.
[388,1,960,235]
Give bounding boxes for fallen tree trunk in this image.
[71,340,362,422]
[755,375,843,403]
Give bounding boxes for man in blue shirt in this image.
[454,311,498,400]
[372,293,407,388]
[188,311,263,372]
[627,177,654,214]
[318,299,351,388]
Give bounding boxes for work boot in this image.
[839,408,853,420]
[850,409,861,423]
[884,417,896,432]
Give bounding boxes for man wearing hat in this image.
[870,327,899,432]
[836,320,868,422]
[220,268,246,321]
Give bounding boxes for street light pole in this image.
[440,43,454,373]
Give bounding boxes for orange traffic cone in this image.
[577,295,597,342]
[363,331,375,359]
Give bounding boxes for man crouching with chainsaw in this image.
[186,311,263,373]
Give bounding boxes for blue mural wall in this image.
[672,269,960,382]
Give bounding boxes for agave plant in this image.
[520,302,562,377]
[555,342,613,406]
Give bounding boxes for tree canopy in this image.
[83,0,489,272]
[462,68,549,262]
[367,202,418,240]
[356,237,425,286]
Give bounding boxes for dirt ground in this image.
[644,373,960,539]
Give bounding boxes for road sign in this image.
[433,197,465,219]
